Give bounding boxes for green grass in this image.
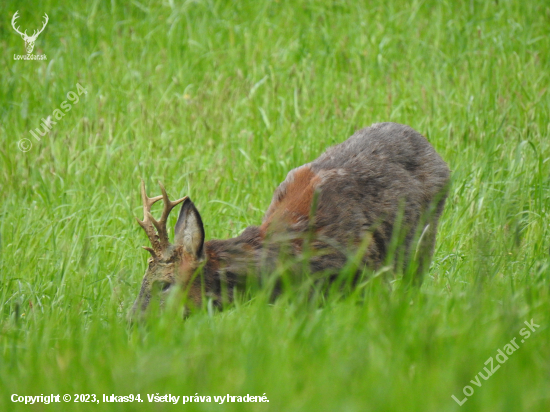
[1,0,549,410]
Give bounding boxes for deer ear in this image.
[174,198,205,260]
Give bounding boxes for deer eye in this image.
[156,281,172,292]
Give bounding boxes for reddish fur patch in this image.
[205,248,220,272]
[178,252,195,281]
[261,165,321,235]
[178,249,218,310]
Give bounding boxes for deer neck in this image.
[203,225,264,286]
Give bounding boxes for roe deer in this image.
[130,122,450,319]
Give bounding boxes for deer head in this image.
[12,11,49,54]
[129,180,206,320]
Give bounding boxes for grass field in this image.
[1,0,549,410]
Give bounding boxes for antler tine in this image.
[136,179,163,255]
[141,246,156,257]
[140,179,162,212]
[150,181,187,250]
[32,13,49,38]
[11,11,26,37]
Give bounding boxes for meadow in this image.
[1,0,549,410]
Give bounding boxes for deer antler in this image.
[136,180,187,257]
[11,11,27,38]
[29,13,49,41]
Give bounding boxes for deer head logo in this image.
[11,11,49,54]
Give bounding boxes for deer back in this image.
[257,122,450,274]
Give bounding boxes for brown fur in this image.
[130,123,450,318]
[261,165,322,235]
